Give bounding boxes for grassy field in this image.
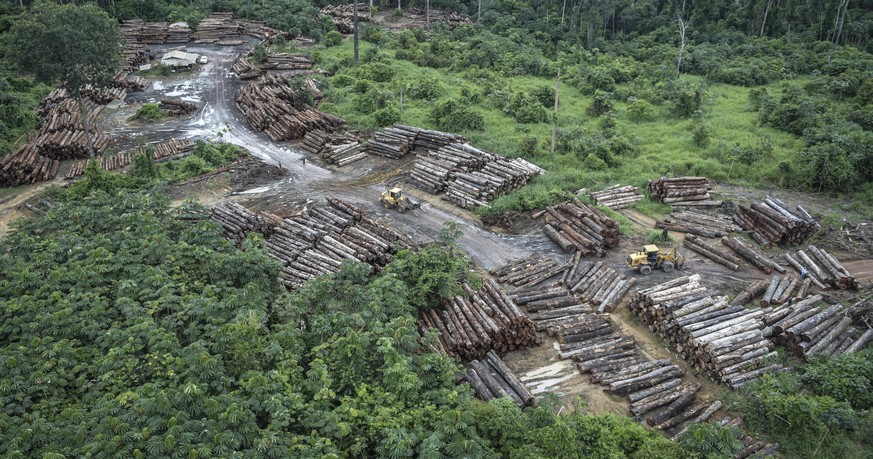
[311,39,821,215]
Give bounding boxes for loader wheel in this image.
[640,265,652,275]
[397,205,407,214]
[662,262,675,273]
[382,201,390,209]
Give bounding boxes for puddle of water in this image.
[236,186,270,195]
[152,81,165,90]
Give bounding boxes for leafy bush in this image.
[531,85,556,108]
[584,153,608,171]
[801,350,873,410]
[130,103,166,121]
[251,43,267,64]
[663,78,708,118]
[353,88,394,113]
[587,90,614,117]
[691,121,713,147]
[678,423,744,459]
[506,92,548,124]
[355,62,394,82]
[373,104,401,126]
[323,30,342,47]
[406,75,444,100]
[430,98,485,132]
[759,85,826,135]
[627,97,655,122]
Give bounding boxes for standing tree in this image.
[353,0,360,65]
[6,1,122,157]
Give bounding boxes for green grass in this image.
[314,38,821,214]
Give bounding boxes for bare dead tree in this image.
[551,67,561,156]
[760,0,775,36]
[833,0,849,46]
[676,15,688,77]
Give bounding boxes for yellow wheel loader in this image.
[627,244,685,275]
[379,187,420,214]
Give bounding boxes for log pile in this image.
[565,257,637,313]
[0,144,60,187]
[590,185,642,209]
[322,141,367,166]
[167,22,192,43]
[462,350,536,407]
[721,236,785,274]
[784,245,858,290]
[531,199,620,256]
[367,126,418,159]
[320,4,371,34]
[236,74,345,141]
[263,198,409,288]
[239,20,283,41]
[192,13,242,44]
[64,138,193,179]
[121,42,152,73]
[735,197,819,246]
[32,130,111,160]
[767,297,872,358]
[408,141,544,209]
[394,124,466,152]
[261,53,313,71]
[396,8,474,30]
[683,235,742,271]
[232,57,263,80]
[301,130,329,153]
[629,275,781,388]
[112,71,148,92]
[211,202,280,242]
[646,177,720,207]
[491,254,567,288]
[159,98,198,116]
[656,210,741,238]
[36,98,102,134]
[419,278,541,360]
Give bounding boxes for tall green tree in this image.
[6,1,122,157]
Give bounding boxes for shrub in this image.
[430,98,484,132]
[407,75,444,101]
[323,30,342,47]
[353,88,393,114]
[584,153,608,171]
[664,78,707,118]
[332,74,357,88]
[626,97,655,122]
[355,62,394,82]
[251,44,267,64]
[531,85,556,108]
[691,121,712,148]
[506,92,548,124]
[517,137,539,156]
[748,87,769,112]
[130,103,166,122]
[801,350,873,410]
[587,90,614,117]
[374,105,401,126]
[678,423,743,459]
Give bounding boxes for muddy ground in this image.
[2,39,872,420]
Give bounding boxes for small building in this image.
[161,50,200,68]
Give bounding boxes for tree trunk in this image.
[676,16,687,77]
[353,0,359,66]
[77,97,96,158]
[478,0,481,22]
[561,0,567,25]
[833,0,849,45]
[426,0,430,30]
[760,0,774,36]
[550,67,560,156]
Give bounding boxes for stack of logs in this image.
[683,235,743,271]
[167,22,192,43]
[322,141,367,166]
[396,8,474,30]
[590,185,642,209]
[565,255,637,313]
[409,141,544,210]
[656,210,742,238]
[121,42,152,73]
[784,245,858,290]
[159,98,198,116]
[264,198,409,288]
[419,278,541,361]
[31,130,111,161]
[754,275,809,306]
[394,124,466,153]
[232,57,262,80]
[192,13,243,44]
[64,138,193,179]
[301,130,329,153]
[647,177,720,207]
[320,4,371,34]
[113,71,148,91]
[735,197,819,246]
[211,202,280,242]
[463,350,536,407]
[722,236,785,274]
[629,275,781,388]
[260,53,313,71]
[236,74,345,141]
[767,297,872,358]
[532,199,620,256]
[0,144,60,187]
[366,125,418,159]
[512,282,595,332]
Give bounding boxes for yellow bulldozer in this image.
[379,187,420,213]
[627,244,685,275]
